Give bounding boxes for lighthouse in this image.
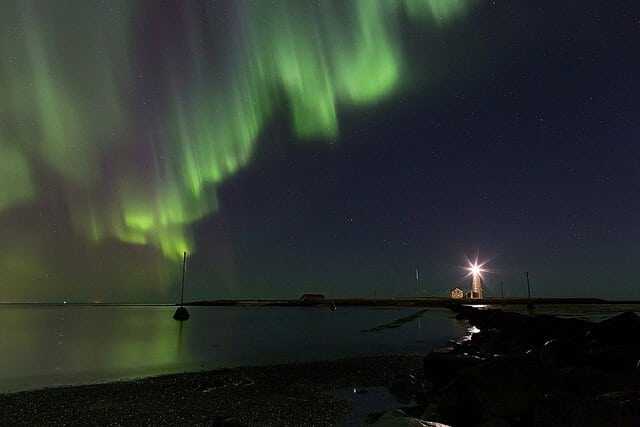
[468,262,484,299]
[471,269,483,299]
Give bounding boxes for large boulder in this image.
[476,329,527,355]
[534,391,640,427]
[527,314,590,339]
[388,374,420,404]
[585,344,640,371]
[557,366,640,398]
[539,338,585,367]
[440,357,553,423]
[439,377,484,425]
[423,352,483,387]
[588,312,640,344]
[372,409,451,426]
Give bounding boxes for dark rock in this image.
[588,311,640,344]
[539,338,585,367]
[476,418,512,427]
[471,358,551,418]
[474,329,523,355]
[363,412,385,424]
[362,412,384,424]
[597,391,640,418]
[414,389,429,406]
[423,352,483,386]
[440,376,483,425]
[212,416,247,426]
[598,390,640,402]
[372,409,450,426]
[415,387,438,406]
[534,390,640,427]
[534,391,581,427]
[419,398,443,421]
[388,373,419,404]
[585,344,640,371]
[557,367,640,398]
[528,314,590,339]
[438,306,640,426]
[441,357,552,423]
[504,342,540,359]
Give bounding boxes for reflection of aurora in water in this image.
[0,305,467,392]
[0,1,469,261]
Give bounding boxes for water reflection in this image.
[5,303,635,393]
[484,304,640,322]
[0,305,476,392]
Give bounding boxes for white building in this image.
[451,288,464,299]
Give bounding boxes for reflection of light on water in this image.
[55,305,66,372]
[457,325,481,343]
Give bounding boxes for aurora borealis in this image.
[1,1,638,302]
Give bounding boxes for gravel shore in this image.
[0,354,424,426]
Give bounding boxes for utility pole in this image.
[526,272,534,310]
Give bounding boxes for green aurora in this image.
[0,0,470,300]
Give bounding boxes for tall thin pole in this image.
[415,268,419,297]
[180,251,186,306]
[525,272,531,301]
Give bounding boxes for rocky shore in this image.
[367,305,640,426]
[1,306,639,426]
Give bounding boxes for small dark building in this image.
[299,293,326,303]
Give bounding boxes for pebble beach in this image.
[0,355,423,426]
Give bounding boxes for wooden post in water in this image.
[180,251,186,305]
[173,251,189,321]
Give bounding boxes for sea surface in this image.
[478,303,640,322]
[1,303,637,394]
[0,305,465,393]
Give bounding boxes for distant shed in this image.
[299,294,326,303]
[450,288,464,299]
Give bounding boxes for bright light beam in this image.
[470,263,481,277]
[463,256,490,280]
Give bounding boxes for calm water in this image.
[0,305,466,393]
[2,303,636,393]
[482,303,640,322]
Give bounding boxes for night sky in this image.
[1,1,638,302]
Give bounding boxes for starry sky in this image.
[1,0,638,302]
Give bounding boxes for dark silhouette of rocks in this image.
[367,306,640,426]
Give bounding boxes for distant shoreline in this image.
[186,297,639,307]
[0,297,638,307]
